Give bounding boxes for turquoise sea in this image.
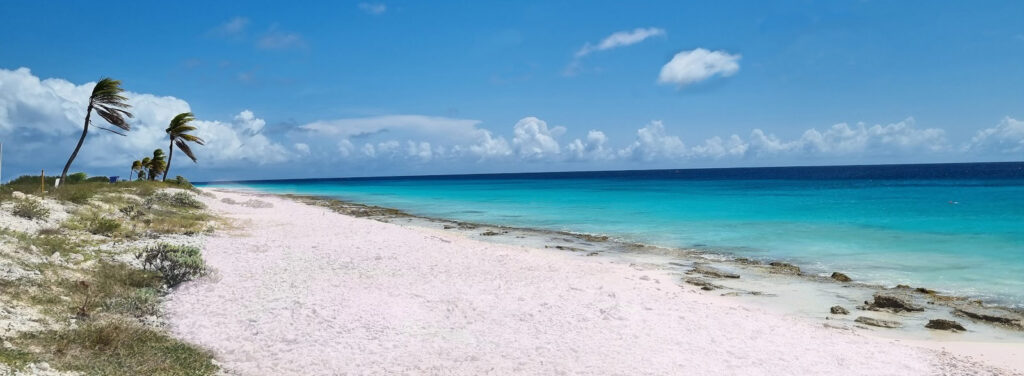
[203,163,1024,308]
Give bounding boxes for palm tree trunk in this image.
[128,168,132,181]
[163,138,174,182]
[60,104,92,186]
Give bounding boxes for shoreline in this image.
[177,187,1024,373]
[219,187,1024,334]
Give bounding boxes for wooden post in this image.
[40,169,45,194]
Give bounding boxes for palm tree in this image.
[60,78,133,185]
[130,160,142,181]
[162,112,205,181]
[139,157,151,181]
[147,149,166,181]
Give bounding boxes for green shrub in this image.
[12,198,50,220]
[85,176,110,183]
[66,172,88,184]
[174,176,194,189]
[136,243,206,287]
[69,210,122,236]
[119,203,145,220]
[144,191,204,209]
[88,217,121,236]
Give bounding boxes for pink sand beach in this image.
[164,189,1019,375]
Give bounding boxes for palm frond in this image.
[178,134,206,144]
[175,138,199,162]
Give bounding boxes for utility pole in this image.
[0,142,3,184]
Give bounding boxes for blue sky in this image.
[0,0,1022,181]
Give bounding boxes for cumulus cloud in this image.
[358,2,387,15]
[963,117,1024,154]
[512,117,565,160]
[658,48,740,88]
[0,67,291,177]
[619,121,687,161]
[567,130,613,161]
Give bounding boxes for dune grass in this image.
[0,179,218,375]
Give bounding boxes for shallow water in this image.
[203,162,1024,307]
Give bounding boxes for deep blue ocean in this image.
[203,162,1024,307]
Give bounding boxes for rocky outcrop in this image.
[861,292,924,312]
[925,319,966,331]
[953,305,1024,329]
[830,272,852,282]
[768,262,801,274]
[830,306,849,315]
[690,265,740,279]
[855,316,902,328]
[684,277,722,291]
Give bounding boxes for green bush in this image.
[136,243,206,287]
[88,217,121,236]
[12,198,50,220]
[86,176,110,183]
[119,203,145,220]
[144,191,204,209]
[174,176,194,189]
[66,172,88,184]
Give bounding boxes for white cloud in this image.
[358,2,387,15]
[567,27,665,75]
[258,27,306,50]
[964,117,1024,154]
[210,17,249,37]
[465,130,512,159]
[512,117,565,160]
[567,130,613,161]
[406,141,433,161]
[294,143,310,154]
[300,115,483,141]
[619,121,687,161]
[575,27,666,58]
[0,67,291,177]
[658,48,741,88]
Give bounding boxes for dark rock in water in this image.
[863,293,924,312]
[690,265,740,279]
[925,319,966,331]
[830,272,852,282]
[953,306,1024,329]
[734,257,761,265]
[855,316,903,328]
[443,225,455,230]
[915,287,937,295]
[830,306,850,315]
[684,278,722,291]
[546,245,586,252]
[768,262,801,274]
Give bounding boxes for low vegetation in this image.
[0,178,218,375]
[12,198,50,220]
[137,243,207,288]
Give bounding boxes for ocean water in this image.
[203,163,1024,307]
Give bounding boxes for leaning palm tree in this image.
[162,112,205,181]
[130,160,142,181]
[60,78,133,185]
[139,157,151,181]
[147,149,166,181]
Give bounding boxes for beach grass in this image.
[0,179,218,375]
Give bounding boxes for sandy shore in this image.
[165,189,1017,375]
